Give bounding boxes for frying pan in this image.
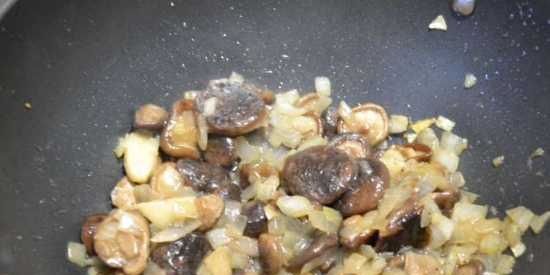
[1,0,549,274]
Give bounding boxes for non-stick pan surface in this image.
[1,0,549,274]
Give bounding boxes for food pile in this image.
[67,73,549,275]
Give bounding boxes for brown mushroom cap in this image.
[322,106,339,138]
[287,233,339,271]
[258,233,284,275]
[242,201,268,238]
[195,194,225,231]
[334,159,390,217]
[337,103,389,146]
[94,210,150,275]
[133,104,169,131]
[81,214,107,255]
[160,100,201,159]
[204,137,236,168]
[196,82,267,136]
[176,159,241,200]
[283,145,357,205]
[151,233,212,275]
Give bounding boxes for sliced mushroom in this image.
[337,103,389,146]
[204,137,236,167]
[339,215,377,250]
[334,159,390,217]
[151,233,212,275]
[287,233,339,271]
[94,210,150,275]
[322,106,339,138]
[150,162,186,199]
[111,177,137,209]
[160,100,201,159]
[398,143,433,162]
[454,260,484,275]
[242,201,268,238]
[195,194,224,231]
[294,112,324,139]
[176,159,240,200]
[258,233,284,275]
[81,214,107,255]
[133,104,169,131]
[329,133,372,159]
[282,145,357,205]
[375,199,428,253]
[431,191,461,216]
[196,81,267,136]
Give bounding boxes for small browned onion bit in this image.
[329,133,372,159]
[258,233,284,275]
[240,162,279,188]
[287,233,339,271]
[81,214,107,255]
[94,210,150,275]
[176,159,241,200]
[160,100,201,159]
[133,104,169,131]
[339,215,376,250]
[242,201,268,238]
[337,103,389,146]
[283,145,357,205]
[150,162,186,199]
[195,194,225,231]
[431,191,461,216]
[196,81,268,136]
[203,136,236,168]
[334,159,390,217]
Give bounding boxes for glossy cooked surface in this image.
[1,0,550,274]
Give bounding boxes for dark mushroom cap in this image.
[151,233,212,275]
[196,82,267,136]
[176,159,240,200]
[283,145,357,205]
[334,159,390,217]
[242,201,268,238]
[81,214,107,255]
[204,136,236,168]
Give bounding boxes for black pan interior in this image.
[0,0,549,274]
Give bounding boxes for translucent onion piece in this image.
[428,15,447,31]
[67,242,89,267]
[150,220,201,243]
[314,76,331,97]
[388,115,409,134]
[276,196,314,218]
[435,116,455,132]
[506,206,535,232]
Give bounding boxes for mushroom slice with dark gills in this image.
[151,233,212,275]
[282,145,357,205]
[334,158,389,217]
[287,233,339,272]
[176,159,240,200]
[329,133,372,159]
[133,103,169,131]
[196,80,268,136]
[375,199,429,253]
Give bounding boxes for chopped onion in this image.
[530,147,545,159]
[431,149,459,172]
[296,136,327,151]
[254,175,280,201]
[452,202,487,222]
[207,228,232,248]
[464,73,477,89]
[229,236,259,257]
[203,246,232,275]
[230,251,249,269]
[479,233,507,255]
[183,90,199,100]
[150,220,201,243]
[403,132,417,143]
[495,254,515,274]
[449,172,465,188]
[416,128,439,150]
[235,137,261,164]
[120,131,160,184]
[228,71,245,84]
[388,115,409,134]
[428,15,447,31]
[276,196,313,218]
[435,116,455,132]
[196,114,208,151]
[203,97,218,117]
[510,242,526,257]
[136,197,198,229]
[530,211,550,234]
[67,242,89,267]
[411,118,435,133]
[315,76,331,97]
[492,155,505,168]
[440,131,468,155]
[309,207,342,234]
[506,206,535,232]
